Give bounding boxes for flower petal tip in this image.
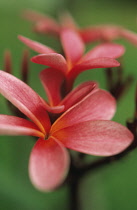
[29,138,70,192]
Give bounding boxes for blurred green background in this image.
[0,0,137,209]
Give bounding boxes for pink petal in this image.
[60,29,85,67]
[40,68,65,106]
[45,105,65,113]
[18,35,55,54]
[29,137,70,191]
[75,57,120,71]
[31,54,67,74]
[79,27,101,43]
[51,89,116,133]
[97,25,122,41]
[0,70,51,134]
[60,81,98,111]
[67,58,120,90]
[40,97,65,113]
[52,120,133,156]
[82,43,125,61]
[79,25,121,43]
[34,21,60,35]
[0,115,44,137]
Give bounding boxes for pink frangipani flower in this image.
[23,10,137,46]
[18,30,125,91]
[0,70,133,191]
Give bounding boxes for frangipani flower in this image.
[23,9,137,46]
[0,70,133,191]
[18,30,125,91]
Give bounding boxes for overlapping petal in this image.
[60,29,85,67]
[40,68,65,106]
[40,97,65,114]
[64,43,123,90]
[18,35,55,54]
[0,115,44,137]
[52,120,133,156]
[29,137,70,191]
[19,34,122,92]
[74,57,120,72]
[31,54,67,73]
[0,70,51,134]
[82,43,125,61]
[60,81,98,110]
[51,89,116,133]
[66,58,120,90]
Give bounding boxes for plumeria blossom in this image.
[18,30,125,92]
[0,70,133,191]
[23,9,137,46]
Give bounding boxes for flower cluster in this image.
[0,10,135,192]
[24,9,137,46]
